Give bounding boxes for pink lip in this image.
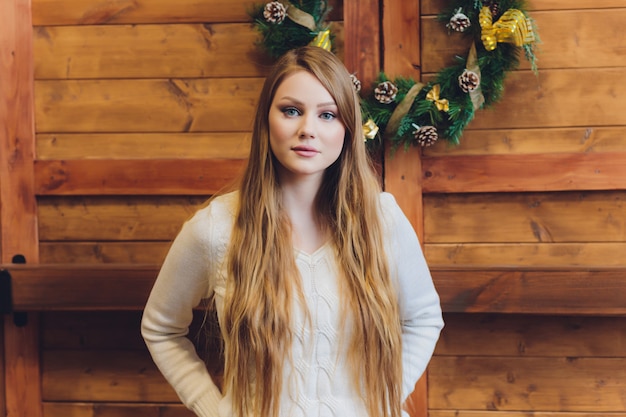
[292,146,319,157]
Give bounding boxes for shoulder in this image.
[182,191,238,247]
[378,192,404,224]
[189,191,237,226]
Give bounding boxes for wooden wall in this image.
[31,2,266,413]
[418,0,626,415]
[2,0,626,416]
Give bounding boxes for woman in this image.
[141,45,443,417]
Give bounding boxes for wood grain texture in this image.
[429,356,626,411]
[39,241,171,264]
[432,266,626,315]
[43,402,195,417]
[7,264,159,310]
[422,127,626,157]
[425,242,626,267]
[42,350,181,401]
[430,412,626,417]
[34,78,263,133]
[41,310,217,350]
[422,153,626,193]
[421,9,626,72]
[34,23,272,79]
[34,159,245,195]
[380,3,426,414]
[32,0,343,25]
[421,0,626,15]
[422,68,626,130]
[436,314,626,357]
[6,263,625,314]
[1,0,39,262]
[424,191,626,244]
[38,196,206,241]
[36,132,251,160]
[343,0,379,89]
[1,0,42,416]
[42,349,223,401]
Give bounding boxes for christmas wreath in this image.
[249,0,334,58]
[250,0,539,150]
[361,0,539,149]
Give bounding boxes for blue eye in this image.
[320,112,336,121]
[282,107,301,117]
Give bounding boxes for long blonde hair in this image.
[222,46,402,417]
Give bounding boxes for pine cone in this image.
[490,2,500,17]
[263,1,287,24]
[374,81,398,104]
[414,125,438,147]
[350,73,361,94]
[458,69,480,93]
[447,9,471,32]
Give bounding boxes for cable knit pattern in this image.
[141,191,443,417]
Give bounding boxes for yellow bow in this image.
[479,7,535,51]
[426,84,449,112]
[363,119,379,141]
[310,29,331,51]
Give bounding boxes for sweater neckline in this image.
[294,241,331,262]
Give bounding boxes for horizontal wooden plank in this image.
[424,191,626,243]
[42,310,217,350]
[421,0,626,15]
[5,264,159,310]
[34,23,346,80]
[4,264,626,314]
[34,23,270,79]
[43,402,194,417]
[430,412,626,417]
[42,350,179,401]
[32,0,342,25]
[34,159,245,195]
[36,132,251,160]
[433,266,626,315]
[425,242,626,267]
[39,241,170,264]
[38,196,205,241]
[42,311,146,349]
[422,153,626,193]
[423,127,626,157]
[429,356,626,411]
[42,349,223,402]
[422,9,626,72]
[34,78,263,133]
[422,69,626,130]
[436,313,626,357]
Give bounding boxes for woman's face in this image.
[268,70,346,184]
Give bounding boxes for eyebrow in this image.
[277,96,337,108]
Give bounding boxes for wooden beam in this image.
[422,152,626,193]
[379,0,426,415]
[0,0,42,416]
[5,264,159,311]
[5,263,626,315]
[342,0,380,89]
[34,159,246,195]
[433,266,626,316]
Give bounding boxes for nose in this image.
[298,114,316,139]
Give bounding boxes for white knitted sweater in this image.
[141,192,443,417]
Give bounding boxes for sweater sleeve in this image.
[141,202,226,417]
[380,193,444,402]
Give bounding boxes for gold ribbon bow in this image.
[277,0,317,31]
[310,29,331,51]
[479,7,535,51]
[426,84,449,112]
[363,119,379,141]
